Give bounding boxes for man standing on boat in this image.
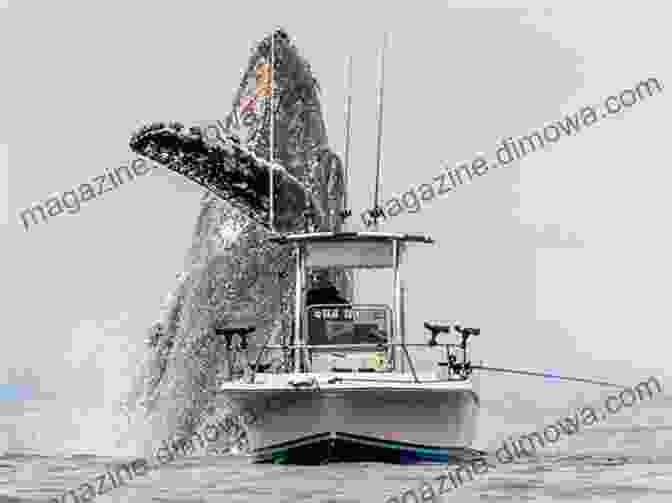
[306,271,349,306]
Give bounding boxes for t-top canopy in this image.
[269,232,434,269]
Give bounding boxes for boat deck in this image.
[219,372,477,392]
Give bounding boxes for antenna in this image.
[371,32,388,230]
[343,55,355,301]
[343,55,353,220]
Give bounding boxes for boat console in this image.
[305,304,390,347]
[305,303,391,372]
[232,232,481,383]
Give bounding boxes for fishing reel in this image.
[452,325,479,378]
[450,360,473,379]
[426,322,480,379]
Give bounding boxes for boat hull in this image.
[218,377,480,464]
[252,431,484,464]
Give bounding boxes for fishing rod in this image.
[369,32,387,230]
[426,324,627,389]
[342,54,353,222]
[471,365,628,389]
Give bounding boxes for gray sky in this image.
[2,2,671,454]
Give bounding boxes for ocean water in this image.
[3,392,671,502]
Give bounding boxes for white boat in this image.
[216,231,483,464]
[140,29,617,465]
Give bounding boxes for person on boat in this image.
[306,271,348,306]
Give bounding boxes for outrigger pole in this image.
[343,55,353,220]
[342,55,355,301]
[371,32,387,230]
